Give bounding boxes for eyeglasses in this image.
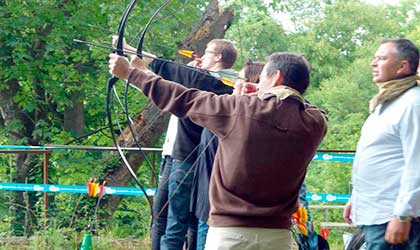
[204,50,218,55]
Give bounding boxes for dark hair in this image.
[264,52,311,94]
[381,38,419,75]
[243,60,265,83]
[208,39,237,69]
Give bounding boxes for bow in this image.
[122,0,174,170]
[106,0,238,223]
[106,0,154,215]
[107,0,176,223]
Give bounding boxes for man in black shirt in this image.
[116,38,237,250]
[155,39,237,250]
[113,36,237,250]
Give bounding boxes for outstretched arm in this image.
[233,81,258,96]
[108,53,238,138]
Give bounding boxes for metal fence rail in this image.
[0,144,354,220]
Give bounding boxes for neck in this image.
[259,85,304,102]
[377,74,418,87]
[208,64,225,72]
[369,74,419,113]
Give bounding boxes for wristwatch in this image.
[396,215,412,223]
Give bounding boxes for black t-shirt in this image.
[150,59,233,162]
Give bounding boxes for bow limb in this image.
[135,0,174,58]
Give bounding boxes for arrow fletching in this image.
[178,49,195,58]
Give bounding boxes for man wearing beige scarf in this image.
[344,39,420,250]
[109,52,328,250]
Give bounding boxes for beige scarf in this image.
[261,85,304,102]
[369,75,420,113]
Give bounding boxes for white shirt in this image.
[161,115,178,156]
[352,86,420,225]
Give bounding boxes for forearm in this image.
[393,172,420,216]
[127,68,201,118]
[127,68,237,138]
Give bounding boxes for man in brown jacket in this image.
[109,52,328,250]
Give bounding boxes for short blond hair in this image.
[208,39,237,69]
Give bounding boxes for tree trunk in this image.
[101,0,235,217]
[63,86,85,137]
[176,0,235,62]
[62,0,85,137]
[101,103,169,217]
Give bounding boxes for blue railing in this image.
[0,183,350,202]
[0,145,354,203]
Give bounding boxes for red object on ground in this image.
[320,227,329,240]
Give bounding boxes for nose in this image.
[371,58,377,67]
[199,55,206,63]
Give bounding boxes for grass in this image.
[0,231,354,250]
[0,231,150,250]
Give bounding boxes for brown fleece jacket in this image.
[128,68,328,229]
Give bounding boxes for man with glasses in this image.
[114,37,238,250]
[156,39,237,250]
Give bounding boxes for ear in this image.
[273,70,283,87]
[215,53,222,62]
[397,60,411,75]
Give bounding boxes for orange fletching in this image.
[178,50,195,58]
[220,78,234,87]
[291,205,309,236]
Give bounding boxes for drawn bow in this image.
[106,0,173,218]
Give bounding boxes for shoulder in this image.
[217,69,238,77]
[302,102,329,132]
[393,87,420,122]
[390,86,420,113]
[400,86,420,105]
[304,102,328,118]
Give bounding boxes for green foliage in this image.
[29,223,78,250]
[289,1,401,85]
[307,162,352,194]
[110,197,151,238]
[227,15,288,68]
[306,49,377,149]
[0,225,150,249]
[406,25,420,46]
[1,0,420,247]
